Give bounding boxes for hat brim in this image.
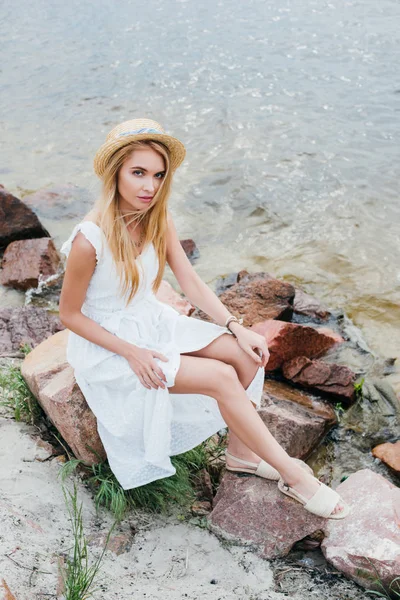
[93,132,186,178]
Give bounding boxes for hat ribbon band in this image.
[118,127,163,137]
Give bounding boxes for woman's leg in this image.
[169,354,343,514]
[183,333,266,466]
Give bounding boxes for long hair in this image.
[90,140,172,305]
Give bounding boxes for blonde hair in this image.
[90,140,172,305]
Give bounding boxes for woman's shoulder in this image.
[60,214,104,263]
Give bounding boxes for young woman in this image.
[59,118,350,519]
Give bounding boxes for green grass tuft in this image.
[0,361,41,423]
[61,482,116,599]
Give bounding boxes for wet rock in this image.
[0,238,61,291]
[0,187,50,248]
[259,380,337,459]
[372,441,400,474]
[0,307,64,353]
[201,271,295,326]
[282,357,357,405]
[252,320,342,372]
[25,271,64,309]
[321,469,400,593]
[209,472,328,559]
[180,238,199,262]
[156,280,195,316]
[293,288,331,321]
[22,183,93,220]
[21,329,106,464]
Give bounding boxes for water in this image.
[1,0,400,392]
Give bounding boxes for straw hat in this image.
[93,118,186,178]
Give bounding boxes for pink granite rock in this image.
[209,472,328,559]
[0,237,61,290]
[156,280,195,316]
[282,356,357,405]
[194,271,295,326]
[21,329,106,464]
[0,307,64,354]
[259,380,337,459]
[23,183,92,220]
[372,441,400,474]
[321,469,400,592]
[252,320,342,371]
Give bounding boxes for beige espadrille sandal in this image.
[277,476,351,519]
[225,451,313,482]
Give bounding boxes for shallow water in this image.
[1,0,400,393]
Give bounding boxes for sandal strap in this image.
[225,450,258,469]
[304,481,342,518]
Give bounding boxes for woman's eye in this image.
[155,172,165,179]
[132,170,143,176]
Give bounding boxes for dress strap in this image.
[60,221,104,264]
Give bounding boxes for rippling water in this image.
[1,0,400,392]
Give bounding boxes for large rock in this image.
[0,188,50,248]
[180,239,199,262]
[0,307,64,354]
[0,238,61,291]
[372,441,400,475]
[195,271,296,325]
[21,329,105,464]
[321,469,400,592]
[282,356,357,405]
[259,380,337,459]
[209,472,327,559]
[252,320,342,371]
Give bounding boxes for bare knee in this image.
[209,362,240,399]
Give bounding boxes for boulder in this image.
[252,320,342,371]
[0,188,50,248]
[156,280,195,316]
[259,380,337,459]
[282,356,357,405]
[0,238,61,291]
[321,469,400,593]
[20,329,105,464]
[372,441,400,475]
[195,271,296,325]
[0,307,64,354]
[209,472,328,559]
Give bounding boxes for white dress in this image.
[60,221,264,490]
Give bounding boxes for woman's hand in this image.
[124,345,169,390]
[231,326,270,367]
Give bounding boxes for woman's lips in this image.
[138,196,153,203]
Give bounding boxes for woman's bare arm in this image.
[59,233,133,359]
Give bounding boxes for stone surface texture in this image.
[282,356,357,404]
[259,380,337,459]
[252,320,342,371]
[156,280,195,316]
[20,329,106,464]
[372,440,400,474]
[321,469,400,592]
[0,307,64,354]
[0,237,61,290]
[209,472,329,559]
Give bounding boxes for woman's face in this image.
[117,146,166,214]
